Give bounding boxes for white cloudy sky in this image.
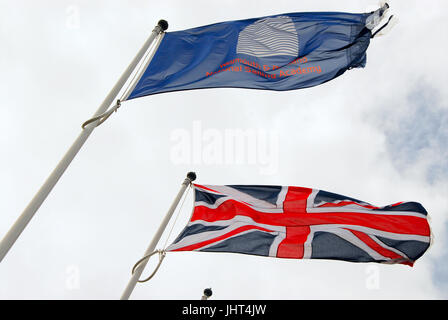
[0,0,447,299]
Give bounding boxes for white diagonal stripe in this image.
[319,227,388,261]
[276,186,288,208]
[166,215,286,251]
[203,185,278,209]
[369,234,410,260]
[269,232,286,257]
[306,189,319,212]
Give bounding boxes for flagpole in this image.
[0,20,168,263]
[120,172,196,300]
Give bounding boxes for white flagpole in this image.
[120,172,196,300]
[0,20,168,263]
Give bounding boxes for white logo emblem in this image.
[237,16,299,58]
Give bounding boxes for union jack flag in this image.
[167,184,431,266]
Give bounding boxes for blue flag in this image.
[126,5,389,100]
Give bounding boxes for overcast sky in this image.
[0,0,447,299]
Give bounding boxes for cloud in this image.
[0,0,447,300]
[375,81,448,184]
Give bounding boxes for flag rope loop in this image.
[81,99,122,129]
[131,249,166,283]
[371,15,395,38]
[128,183,191,284]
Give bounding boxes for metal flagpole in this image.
[120,172,197,300]
[0,20,169,263]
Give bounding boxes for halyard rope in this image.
[131,184,191,283]
[162,184,191,250]
[81,32,164,130]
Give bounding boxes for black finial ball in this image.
[203,288,212,297]
[158,19,169,31]
[187,172,197,181]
